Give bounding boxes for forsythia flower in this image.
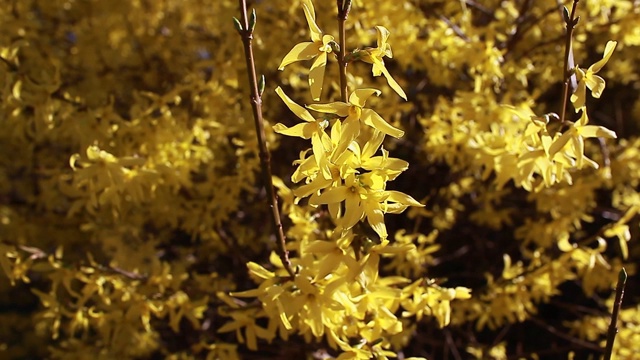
[570,40,617,110]
[278,0,335,101]
[273,86,333,178]
[548,110,617,168]
[359,26,407,100]
[307,88,404,156]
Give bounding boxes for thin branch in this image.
[503,0,533,54]
[603,268,627,360]
[436,14,470,42]
[337,0,352,102]
[217,225,251,265]
[94,263,148,281]
[0,55,18,72]
[235,1,295,279]
[463,0,494,18]
[444,328,462,360]
[559,0,579,124]
[528,316,604,353]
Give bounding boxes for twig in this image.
[18,245,48,260]
[217,225,251,265]
[503,0,533,54]
[463,0,494,18]
[598,137,611,169]
[444,328,462,360]
[95,263,148,281]
[234,1,295,279]
[559,0,579,124]
[337,0,352,102]
[603,268,627,360]
[14,242,148,280]
[436,14,470,42]
[528,316,604,353]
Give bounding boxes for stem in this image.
[603,268,627,360]
[235,0,295,279]
[337,0,352,102]
[559,0,579,124]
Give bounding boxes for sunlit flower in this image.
[570,40,617,110]
[359,26,407,100]
[548,110,616,168]
[307,88,404,157]
[278,0,335,101]
[274,86,333,179]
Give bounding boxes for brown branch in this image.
[436,14,470,42]
[337,0,352,102]
[12,242,148,281]
[235,1,295,279]
[503,0,533,54]
[603,268,627,360]
[528,316,604,353]
[94,263,148,281]
[559,0,579,124]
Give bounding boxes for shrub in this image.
[0,0,638,359]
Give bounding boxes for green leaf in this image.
[573,16,580,27]
[258,74,265,97]
[619,268,627,283]
[249,8,257,32]
[232,17,243,33]
[562,6,570,24]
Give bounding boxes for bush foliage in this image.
[1,0,639,359]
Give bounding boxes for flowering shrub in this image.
[0,0,639,359]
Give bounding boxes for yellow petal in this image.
[349,88,381,108]
[278,42,318,70]
[589,40,617,74]
[305,240,338,253]
[302,0,322,43]
[311,186,350,205]
[572,134,585,168]
[577,125,617,139]
[548,130,573,158]
[273,122,313,138]
[375,26,391,54]
[333,117,361,158]
[361,130,385,159]
[576,108,589,126]
[557,233,575,252]
[311,133,332,179]
[379,65,407,100]
[585,74,606,98]
[275,86,316,122]
[365,207,387,240]
[385,191,423,207]
[341,195,364,230]
[293,176,332,198]
[307,102,351,116]
[309,52,327,101]
[361,108,404,138]
[570,74,587,111]
[247,262,275,279]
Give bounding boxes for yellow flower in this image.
[274,86,333,179]
[273,87,330,141]
[548,110,616,168]
[307,88,404,157]
[347,130,408,180]
[359,26,407,100]
[311,172,383,236]
[278,0,334,101]
[310,172,422,240]
[570,41,617,111]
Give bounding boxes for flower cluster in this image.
[219,1,470,358]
